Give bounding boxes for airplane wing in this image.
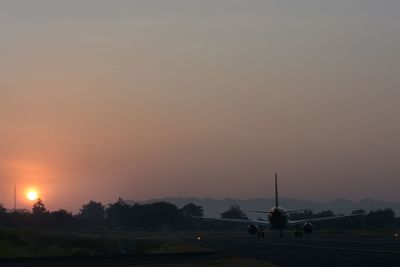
[283,209,309,213]
[191,215,269,226]
[288,214,362,226]
[246,208,309,214]
[245,209,271,214]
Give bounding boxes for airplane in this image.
[192,173,362,237]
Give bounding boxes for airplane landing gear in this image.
[294,231,303,237]
[257,231,265,238]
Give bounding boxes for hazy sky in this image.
[1,1,399,211]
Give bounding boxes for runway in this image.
[195,231,400,267]
[0,252,223,267]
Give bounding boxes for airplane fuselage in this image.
[268,207,288,230]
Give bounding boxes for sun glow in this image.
[26,191,38,201]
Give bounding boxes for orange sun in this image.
[26,191,38,201]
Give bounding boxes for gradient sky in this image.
[1,1,399,211]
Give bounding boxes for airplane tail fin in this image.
[275,173,279,207]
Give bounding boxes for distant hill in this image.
[126,197,400,219]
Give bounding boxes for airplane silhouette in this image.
[193,173,361,237]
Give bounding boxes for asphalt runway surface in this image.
[195,231,400,267]
[0,252,223,267]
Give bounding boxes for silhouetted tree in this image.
[181,203,203,217]
[288,210,314,220]
[107,198,131,229]
[352,209,366,215]
[139,202,183,230]
[395,217,400,228]
[221,204,247,219]
[78,200,106,229]
[180,203,204,230]
[316,210,335,218]
[49,209,74,227]
[0,204,7,214]
[128,204,145,229]
[6,209,31,227]
[366,208,396,229]
[32,198,48,216]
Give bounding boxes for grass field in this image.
[0,229,209,258]
[0,229,280,266]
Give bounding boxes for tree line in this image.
[0,199,205,231]
[0,199,398,231]
[288,208,400,230]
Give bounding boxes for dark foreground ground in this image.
[0,252,225,267]
[196,231,400,267]
[0,252,274,267]
[0,230,399,267]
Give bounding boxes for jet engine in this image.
[247,224,258,235]
[303,223,314,234]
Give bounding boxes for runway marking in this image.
[223,239,400,255]
[299,237,398,245]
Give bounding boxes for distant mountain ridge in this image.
[126,197,400,219]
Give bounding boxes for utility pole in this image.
[14,184,16,212]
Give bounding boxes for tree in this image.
[366,208,396,229]
[135,202,183,230]
[221,204,247,219]
[107,198,131,229]
[395,217,400,228]
[78,200,106,228]
[289,210,314,221]
[0,204,6,214]
[181,203,204,217]
[316,210,335,218]
[49,209,74,227]
[32,198,48,216]
[0,204,7,222]
[352,209,366,215]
